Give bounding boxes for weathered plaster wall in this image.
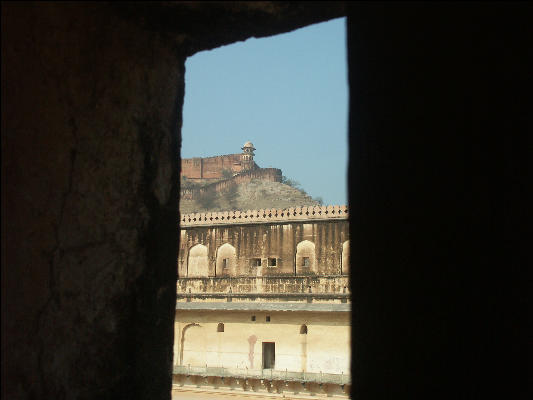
[174,310,350,374]
[179,219,349,277]
[2,2,345,400]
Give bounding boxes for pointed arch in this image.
[179,323,200,366]
[296,240,316,274]
[216,243,237,276]
[187,244,208,277]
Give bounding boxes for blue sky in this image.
[181,17,348,205]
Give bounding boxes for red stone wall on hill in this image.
[181,154,257,179]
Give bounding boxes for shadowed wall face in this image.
[347,3,527,398]
[2,3,182,399]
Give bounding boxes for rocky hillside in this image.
[179,179,321,214]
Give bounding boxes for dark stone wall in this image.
[1,2,345,399]
[347,3,528,399]
[2,3,183,399]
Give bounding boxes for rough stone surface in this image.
[2,3,183,399]
[347,3,528,399]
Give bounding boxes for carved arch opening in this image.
[216,243,237,276]
[187,244,208,277]
[179,323,200,366]
[296,240,316,274]
[342,240,350,275]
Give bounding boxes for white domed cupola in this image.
[241,141,256,170]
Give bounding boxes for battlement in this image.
[182,153,239,162]
[180,205,348,227]
[181,142,260,180]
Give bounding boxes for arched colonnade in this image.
[185,240,350,277]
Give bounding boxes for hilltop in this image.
[179,179,321,214]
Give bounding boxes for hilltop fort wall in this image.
[181,154,258,180]
[180,167,282,200]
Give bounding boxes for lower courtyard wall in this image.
[174,309,350,375]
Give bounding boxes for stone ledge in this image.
[177,274,349,281]
[175,302,351,312]
[180,205,348,227]
[176,293,351,299]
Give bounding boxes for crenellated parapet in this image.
[180,205,348,227]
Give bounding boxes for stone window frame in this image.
[267,257,278,267]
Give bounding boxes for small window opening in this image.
[266,315,271,322]
[302,257,310,267]
[217,323,224,332]
[300,324,308,334]
[222,258,229,269]
[251,315,256,321]
[268,257,277,267]
[251,258,262,267]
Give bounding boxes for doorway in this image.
[262,342,275,369]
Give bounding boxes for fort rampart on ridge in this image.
[180,142,284,201]
[181,153,256,180]
[180,167,282,200]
